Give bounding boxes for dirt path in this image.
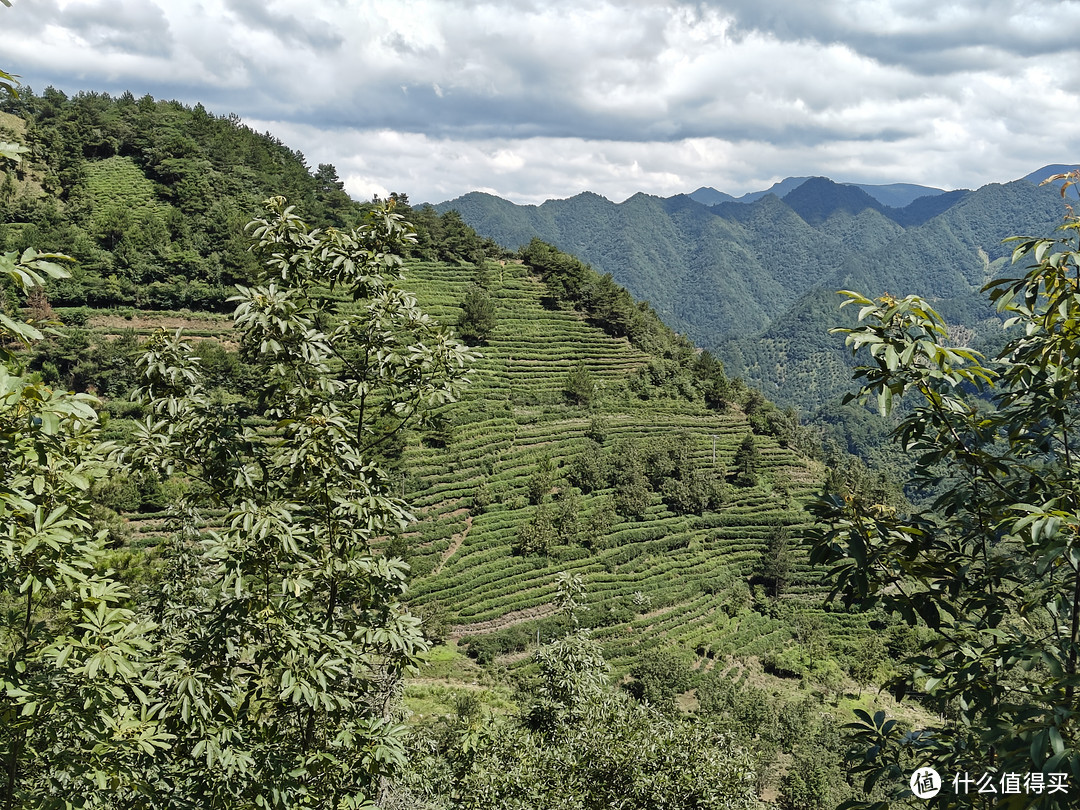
[89,315,231,330]
[449,604,557,639]
[432,513,473,575]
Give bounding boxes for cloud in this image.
[4,0,173,58]
[0,0,1077,203]
[247,119,1073,207]
[221,0,344,51]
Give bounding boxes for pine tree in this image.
[732,433,760,487]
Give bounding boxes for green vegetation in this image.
[456,281,496,344]
[0,86,980,809]
[437,177,1067,422]
[1,193,464,807]
[811,182,1080,807]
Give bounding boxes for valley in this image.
[1,86,1075,809]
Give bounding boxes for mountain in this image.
[1022,163,1076,184]
[1022,163,1080,201]
[889,188,971,226]
[689,177,946,209]
[688,186,737,205]
[780,176,888,225]
[710,180,1064,407]
[843,181,946,208]
[0,86,833,670]
[436,189,856,348]
[436,174,1065,412]
[735,175,811,203]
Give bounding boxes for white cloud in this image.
[1,0,1077,203]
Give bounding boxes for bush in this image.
[626,650,692,709]
[457,283,496,344]
[55,306,92,326]
[614,475,650,520]
[92,474,141,513]
[563,361,598,407]
[472,480,493,513]
[568,441,608,493]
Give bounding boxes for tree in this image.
[568,440,607,494]
[614,474,651,520]
[1,245,170,806]
[626,649,692,710]
[526,572,608,732]
[757,524,794,598]
[732,433,760,487]
[526,455,555,505]
[514,506,554,556]
[124,197,473,808]
[562,360,598,407]
[810,182,1080,808]
[456,282,496,345]
[848,634,885,699]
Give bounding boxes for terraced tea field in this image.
[73,258,838,674]
[392,261,836,670]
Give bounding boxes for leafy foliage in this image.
[0,245,169,808]
[456,281,496,345]
[810,188,1080,807]
[2,193,473,808]
[116,197,472,808]
[732,433,760,487]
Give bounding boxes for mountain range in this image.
[689,177,949,208]
[433,165,1075,411]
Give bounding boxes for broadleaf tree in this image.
[122,196,475,808]
[1,240,169,807]
[810,173,1080,808]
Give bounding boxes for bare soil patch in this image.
[90,314,232,331]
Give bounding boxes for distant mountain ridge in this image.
[689,177,946,208]
[434,165,1073,411]
[687,165,1073,210]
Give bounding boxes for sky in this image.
[1,0,1077,205]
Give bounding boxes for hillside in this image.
[0,87,873,676]
[391,258,833,667]
[0,88,934,809]
[436,173,1067,411]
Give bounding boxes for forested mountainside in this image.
[0,88,504,314]
[2,88,916,809]
[435,174,1066,411]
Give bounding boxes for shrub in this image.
[457,283,496,344]
[563,360,598,407]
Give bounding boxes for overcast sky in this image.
[1,0,1077,204]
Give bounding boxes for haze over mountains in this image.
[434,165,1074,411]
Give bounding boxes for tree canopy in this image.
[811,175,1080,808]
[1,196,473,808]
